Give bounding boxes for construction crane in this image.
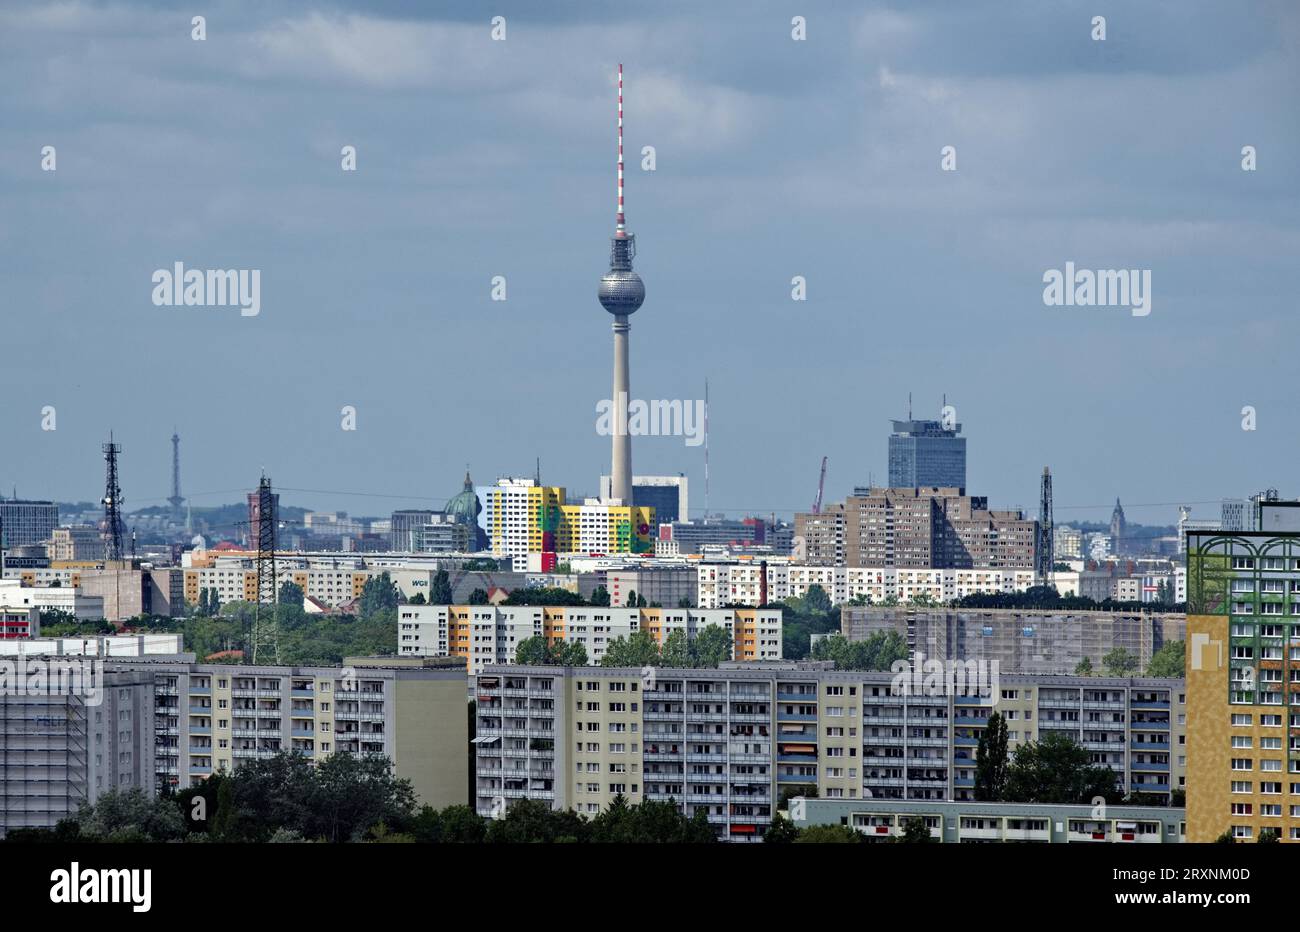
[813,456,828,514]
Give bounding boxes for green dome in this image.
[446,471,481,524]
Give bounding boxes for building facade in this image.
[0,499,59,549]
[887,418,967,491]
[600,475,688,524]
[1186,527,1300,841]
[796,488,1036,569]
[48,526,106,562]
[841,606,1185,676]
[399,605,783,674]
[113,656,468,809]
[789,797,1185,843]
[483,479,654,558]
[696,562,1037,609]
[0,668,156,836]
[474,664,1184,841]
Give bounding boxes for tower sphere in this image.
[598,268,644,315]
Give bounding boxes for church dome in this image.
[446,471,481,524]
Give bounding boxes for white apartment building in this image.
[397,605,784,674]
[694,564,1037,608]
[0,633,183,657]
[0,579,104,619]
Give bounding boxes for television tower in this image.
[101,435,124,562]
[597,63,645,506]
[168,431,185,519]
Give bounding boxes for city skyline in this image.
[1,1,1297,525]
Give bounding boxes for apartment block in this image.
[474,664,779,840]
[790,797,1185,843]
[841,607,1185,675]
[483,479,655,558]
[108,656,468,809]
[1186,525,1300,842]
[473,664,1184,841]
[0,668,156,836]
[695,562,1036,608]
[48,525,106,562]
[605,566,697,609]
[399,605,783,674]
[795,488,1036,569]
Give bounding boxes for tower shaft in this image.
[168,432,184,515]
[611,315,632,504]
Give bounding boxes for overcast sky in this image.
[1,0,1297,525]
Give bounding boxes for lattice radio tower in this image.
[1037,466,1054,587]
[101,435,124,562]
[251,472,280,664]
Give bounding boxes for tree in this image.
[408,592,426,605]
[1102,647,1140,677]
[763,817,800,844]
[468,588,490,605]
[803,584,832,615]
[278,581,304,608]
[793,824,862,844]
[304,753,416,843]
[503,586,586,606]
[359,572,400,620]
[589,586,611,607]
[1214,830,1236,844]
[1074,657,1094,676]
[601,630,661,668]
[211,775,236,840]
[430,570,453,605]
[1146,640,1185,678]
[1155,579,1173,606]
[1258,828,1280,843]
[74,787,186,843]
[690,624,732,668]
[810,631,908,671]
[1003,732,1118,805]
[974,712,1009,801]
[515,636,554,666]
[677,596,692,608]
[896,816,935,843]
[660,629,690,667]
[555,641,588,666]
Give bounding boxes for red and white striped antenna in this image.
[616,63,626,235]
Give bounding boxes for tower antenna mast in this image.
[598,63,646,509]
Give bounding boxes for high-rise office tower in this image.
[597,64,645,507]
[887,411,966,491]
